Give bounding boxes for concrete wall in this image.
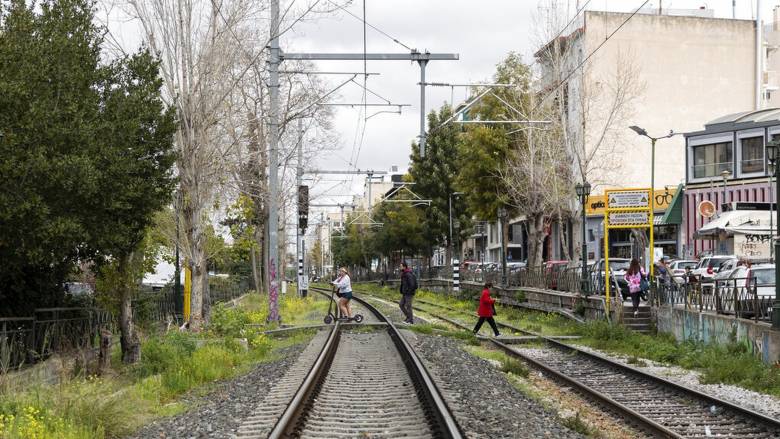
[657,305,780,364]
[581,12,757,190]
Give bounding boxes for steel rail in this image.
[274,286,463,438]
[358,289,780,438]
[267,322,340,439]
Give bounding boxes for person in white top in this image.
[331,267,353,319]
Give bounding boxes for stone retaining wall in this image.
[372,278,609,323]
[657,305,780,364]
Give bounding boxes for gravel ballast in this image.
[403,330,584,438]
[127,343,308,439]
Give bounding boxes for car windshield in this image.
[709,257,732,268]
[677,262,697,269]
[752,268,775,285]
[610,260,630,271]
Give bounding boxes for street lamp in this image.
[765,140,780,329]
[575,181,592,296]
[497,206,508,285]
[769,150,776,262]
[721,169,731,211]
[629,125,678,274]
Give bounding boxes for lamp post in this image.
[575,181,592,296]
[769,154,776,262]
[497,206,508,286]
[765,140,780,329]
[629,125,678,274]
[721,169,731,211]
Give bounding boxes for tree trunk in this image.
[559,217,572,261]
[526,214,545,268]
[118,254,140,364]
[250,244,261,293]
[188,235,207,330]
[200,264,210,324]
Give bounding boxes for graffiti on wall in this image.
[734,234,771,259]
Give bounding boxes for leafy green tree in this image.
[0,0,105,315]
[456,53,531,221]
[89,49,176,362]
[0,0,176,363]
[410,106,471,264]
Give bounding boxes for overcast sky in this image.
[289,0,778,212]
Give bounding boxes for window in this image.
[740,136,764,174]
[693,142,733,178]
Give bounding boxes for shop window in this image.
[740,136,764,174]
[693,142,733,178]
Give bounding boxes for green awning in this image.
[660,183,684,225]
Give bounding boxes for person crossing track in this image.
[332,267,353,320]
[473,282,501,337]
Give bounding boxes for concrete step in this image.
[622,317,652,324]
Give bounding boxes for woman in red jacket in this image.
[473,282,501,337]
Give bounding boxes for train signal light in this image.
[298,185,309,230]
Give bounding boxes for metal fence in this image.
[0,276,250,371]
[0,307,112,370]
[653,276,774,322]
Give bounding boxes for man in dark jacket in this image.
[399,261,417,324]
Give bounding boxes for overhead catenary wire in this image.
[326,0,413,51]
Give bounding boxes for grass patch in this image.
[463,345,529,377]
[560,411,594,436]
[0,292,318,438]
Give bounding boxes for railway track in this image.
[238,287,462,439]
[360,290,780,438]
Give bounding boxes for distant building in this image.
[682,108,780,257]
[531,8,775,261]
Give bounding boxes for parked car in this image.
[590,258,630,299]
[718,264,775,318]
[669,260,697,283]
[693,255,738,291]
[544,260,569,290]
[711,258,741,283]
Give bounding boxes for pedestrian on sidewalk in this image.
[624,259,646,317]
[399,261,417,324]
[473,282,500,337]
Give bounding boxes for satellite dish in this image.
[698,200,716,218]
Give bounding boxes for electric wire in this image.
[530,0,650,113]
[326,0,413,51]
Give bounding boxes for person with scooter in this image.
[332,267,354,321]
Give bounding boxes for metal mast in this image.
[267,0,281,321]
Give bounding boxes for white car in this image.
[721,264,775,318]
[693,255,738,290]
[669,260,697,284]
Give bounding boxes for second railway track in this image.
[358,289,780,438]
[240,287,462,439]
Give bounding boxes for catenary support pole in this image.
[267,0,281,322]
[419,59,428,157]
[297,118,304,297]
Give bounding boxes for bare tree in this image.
[532,0,645,263]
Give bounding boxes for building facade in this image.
[683,108,780,257]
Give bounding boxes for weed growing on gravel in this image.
[560,411,594,436]
[501,357,530,377]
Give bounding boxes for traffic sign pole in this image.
[603,188,653,317]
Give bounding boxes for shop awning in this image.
[659,183,684,225]
[694,210,773,238]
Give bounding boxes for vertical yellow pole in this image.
[649,192,655,276]
[184,265,191,320]
[604,220,611,316]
